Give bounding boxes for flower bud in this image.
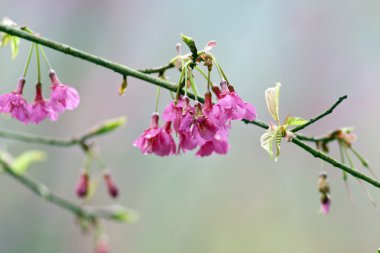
[76,170,89,198]
[103,170,119,198]
[96,235,109,253]
[318,171,331,214]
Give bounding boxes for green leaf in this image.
[106,204,139,223]
[265,82,281,124]
[260,125,278,159]
[85,116,127,138]
[0,33,12,47]
[274,130,282,162]
[285,117,308,127]
[11,150,47,175]
[10,36,20,60]
[180,34,198,60]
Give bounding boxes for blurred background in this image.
[1,0,380,252]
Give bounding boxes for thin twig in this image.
[291,95,348,133]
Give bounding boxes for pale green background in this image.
[0,0,380,252]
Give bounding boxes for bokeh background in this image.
[1,0,380,252]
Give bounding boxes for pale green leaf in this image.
[265,82,281,124]
[10,36,20,60]
[85,116,127,139]
[274,130,282,162]
[11,150,47,175]
[285,117,308,127]
[0,33,12,47]
[105,204,139,223]
[260,124,280,160]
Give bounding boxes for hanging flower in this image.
[48,70,80,116]
[29,83,54,124]
[0,77,30,123]
[196,130,229,157]
[213,82,257,122]
[133,113,176,156]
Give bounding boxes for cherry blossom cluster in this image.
[133,81,256,157]
[0,70,79,124]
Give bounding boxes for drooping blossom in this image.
[213,81,256,121]
[133,113,176,156]
[29,83,54,124]
[180,101,218,142]
[48,70,80,118]
[0,77,30,123]
[163,97,199,154]
[196,130,230,157]
[103,170,119,198]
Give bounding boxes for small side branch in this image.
[291,95,347,133]
[0,158,129,221]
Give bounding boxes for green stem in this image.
[207,69,211,91]
[35,43,41,82]
[291,95,348,133]
[211,55,229,84]
[22,43,34,77]
[188,68,199,100]
[155,86,161,112]
[40,45,52,69]
[194,65,208,81]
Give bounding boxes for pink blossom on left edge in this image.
[0,77,30,124]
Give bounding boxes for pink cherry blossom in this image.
[0,77,30,124]
[213,82,257,121]
[177,131,199,154]
[29,83,53,124]
[48,70,80,115]
[180,102,218,141]
[196,130,229,157]
[204,41,217,54]
[133,113,176,156]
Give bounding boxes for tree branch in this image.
[0,157,133,222]
[291,138,380,188]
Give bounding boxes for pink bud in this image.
[75,170,89,198]
[103,171,119,198]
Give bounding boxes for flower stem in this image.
[207,69,211,92]
[35,43,41,82]
[40,45,52,69]
[155,86,161,112]
[22,43,34,77]
[188,69,199,100]
[211,55,229,84]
